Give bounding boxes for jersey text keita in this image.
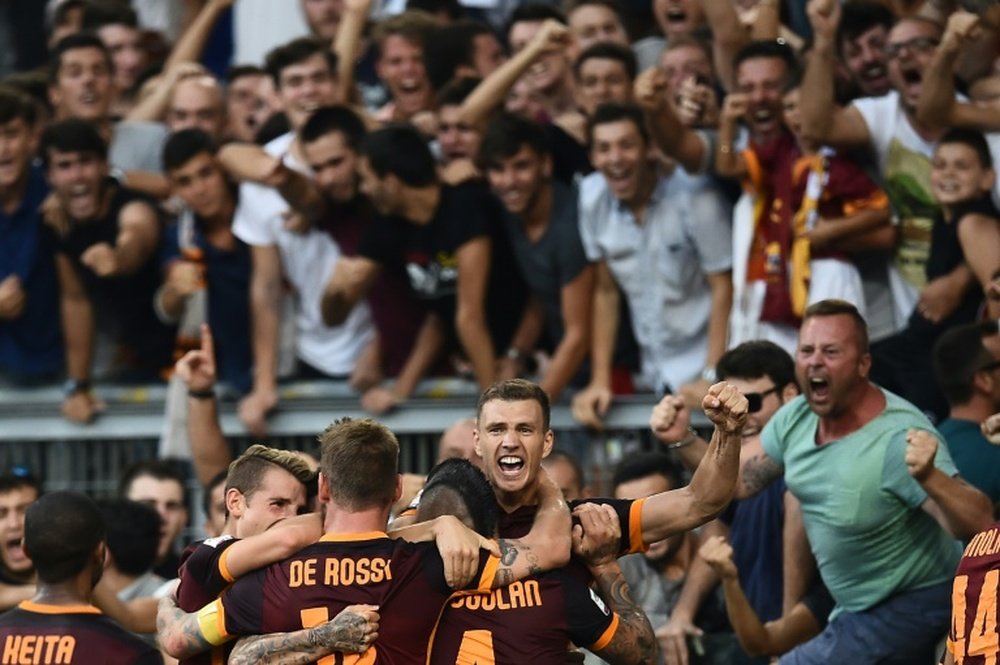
[1,634,75,664]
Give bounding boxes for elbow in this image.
[738,635,774,658]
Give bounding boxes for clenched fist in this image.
[702,382,748,435]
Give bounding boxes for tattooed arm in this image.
[735,448,784,500]
[227,605,380,665]
[573,503,656,665]
[157,592,216,658]
[158,590,380,662]
[491,471,573,587]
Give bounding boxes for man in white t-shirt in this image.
[799,0,989,329]
[233,37,375,436]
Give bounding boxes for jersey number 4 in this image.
[301,607,378,665]
[455,630,495,665]
[951,571,999,664]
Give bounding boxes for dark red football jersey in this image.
[212,532,498,665]
[177,536,240,665]
[427,498,646,665]
[0,601,161,665]
[948,522,1000,665]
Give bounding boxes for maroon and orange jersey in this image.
[428,498,646,665]
[177,536,240,665]
[211,532,498,665]
[0,601,161,665]
[948,522,1000,665]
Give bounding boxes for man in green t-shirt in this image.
[737,299,993,665]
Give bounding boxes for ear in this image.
[473,424,483,458]
[858,351,872,379]
[225,487,246,519]
[317,472,331,504]
[96,542,108,569]
[782,382,799,402]
[542,430,555,459]
[542,154,553,179]
[393,474,403,504]
[973,368,994,395]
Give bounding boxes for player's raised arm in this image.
[639,382,747,543]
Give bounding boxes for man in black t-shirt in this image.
[40,119,170,424]
[0,491,161,665]
[479,112,594,401]
[321,124,529,399]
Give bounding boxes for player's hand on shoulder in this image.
[324,604,380,653]
[571,503,620,568]
[433,515,500,589]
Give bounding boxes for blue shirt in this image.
[720,477,786,623]
[162,216,253,394]
[0,165,61,379]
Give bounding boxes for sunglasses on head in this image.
[745,386,780,413]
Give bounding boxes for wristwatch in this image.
[63,378,90,397]
[701,366,718,383]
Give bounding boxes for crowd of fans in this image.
[3,0,1000,662]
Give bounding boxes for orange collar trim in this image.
[319,531,388,542]
[19,601,102,615]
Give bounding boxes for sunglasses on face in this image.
[745,386,780,413]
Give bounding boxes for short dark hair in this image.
[717,340,797,390]
[478,111,551,170]
[264,37,337,88]
[733,40,798,83]
[373,11,437,52]
[933,322,998,406]
[507,3,568,35]
[612,452,683,493]
[81,3,139,32]
[802,299,870,353]
[436,76,482,109]
[0,471,41,501]
[49,33,112,85]
[562,0,622,19]
[317,418,399,511]
[39,118,107,168]
[162,128,218,173]
[24,491,105,584]
[119,460,187,504]
[574,42,637,82]
[939,127,994,170]
[419,458,498,536]
[0,87,38,127]
[300,105,368,152]
[225,64,268,85]
[836,1,895,55]
[362,124,438,187]
[99,499,160,577]
[477,379,551,431]
[225,444,316,501]
[586,102,648,147]
[424,19,498,91]
[407,0,462,22]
